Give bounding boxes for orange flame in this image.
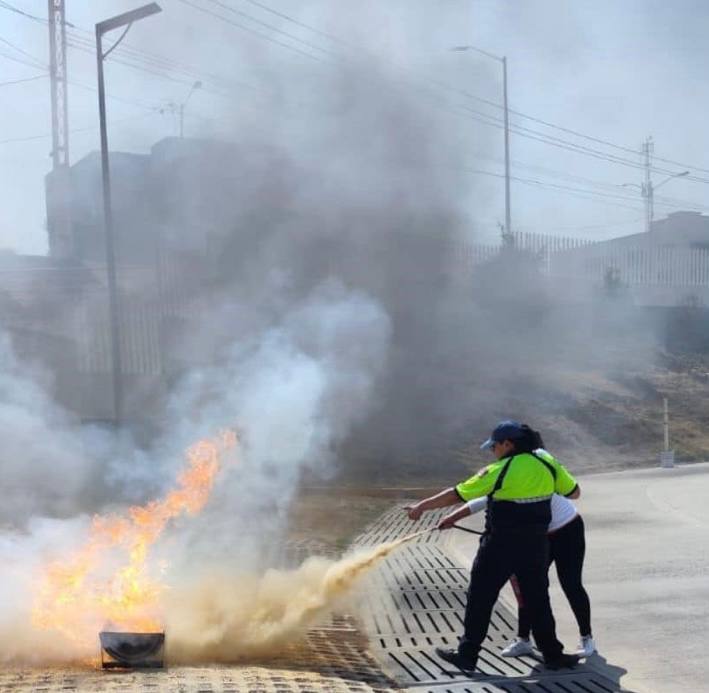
[32,430,237,645]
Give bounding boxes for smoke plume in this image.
[0,0,685,666]
[165,534,419,663]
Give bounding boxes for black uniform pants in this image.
[517,515,592,639]
[459,529,563,661]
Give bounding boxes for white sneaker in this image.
[576,635,596,657]
[501,637,534,657]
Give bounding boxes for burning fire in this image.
[32,430,237,645]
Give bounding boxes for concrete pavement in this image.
[449,461,709,693]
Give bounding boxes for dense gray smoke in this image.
[0,43,480,661]
[0,280,390,661]
[161,280,392,570]
[140,57,663,478]
[130,59,486,479]
[0,334,94,524]
[0,0,690,665]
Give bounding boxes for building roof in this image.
[597,211,709,249]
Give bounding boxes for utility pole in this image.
[96,24,123,425]
[502,56,511,237]
[96,3,162,425]
[642,136,653,233]
[161,81,201,137]
[628,137,688,234]
[452,46,511,235]
[46,0,73,258]
[48,0,69,168]
[179,81,202,137]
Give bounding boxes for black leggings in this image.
[460,529,564,661]
[515,515,592,638]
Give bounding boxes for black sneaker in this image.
[544,653,580,670]
[435,647,478,674]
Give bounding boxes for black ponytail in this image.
[513,424,545,453]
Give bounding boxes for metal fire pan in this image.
[99,631,165,669]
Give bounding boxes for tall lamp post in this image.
[646,171,689,230]
[453,45,511,237]
[623,170,689,233]
[180,80,202,138]
[96,3,162,425]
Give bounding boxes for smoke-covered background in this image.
[0,0,707,663]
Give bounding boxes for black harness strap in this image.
[484,452,556,533]
[489,455,514,499]
[489,453,556,501]
[530,451,557,480]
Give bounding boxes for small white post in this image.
[663,397,670,452]
[660,397,675,467]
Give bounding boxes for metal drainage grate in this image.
[353,505,446,547]
[418,676,625,692]
[0,613,396,692]
[354,508,635,693]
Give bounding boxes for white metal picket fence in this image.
[455,231,709,287]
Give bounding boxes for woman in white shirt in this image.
[441,489,595,657]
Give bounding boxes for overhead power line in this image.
[233,0,709,181]
[448,101,709,186]
[5,0,709,182]
[0,50,45,70]
[0,34,45,69]
[0,26,166,130]
[0,73,46,87]
[0,1,49,25]
[467,150,709,213]
[241,0,347,46]
[460,166,708,214]
[203,0,335,57]
[462,167,706,211]
[64,27,262,98]
[498,155,708,211]
[0,50,36,70]
[0,112,157,147]
[67,78,162,112]
[3,0,709,204]
[176,0,324,62]
[0,2,258,99]
[437,79,642,157]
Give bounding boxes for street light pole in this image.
[453,45,511,236]
[648,170,690,229]
[179,80,202,138]
[641,137,653,234]
[95,29,123,426]
[628,159,690,234]
[502,56,511,238]
[95,3,161,425]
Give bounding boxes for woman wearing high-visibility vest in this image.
[443,491,595,658]
[405,421,580,673]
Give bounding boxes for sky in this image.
[1,0,709,255]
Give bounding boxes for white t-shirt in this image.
[466,493,578,533]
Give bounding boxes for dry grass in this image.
[287,492,397,551]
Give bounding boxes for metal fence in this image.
[49,232,709,375]
[551,244,709,287]
[507,231,593,255]
[75,297,163,375]
[456,231,709,287]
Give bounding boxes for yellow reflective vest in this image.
[456,449,577,503]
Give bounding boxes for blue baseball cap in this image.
[480,420,526,450]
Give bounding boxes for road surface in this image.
[449,461,709,693]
